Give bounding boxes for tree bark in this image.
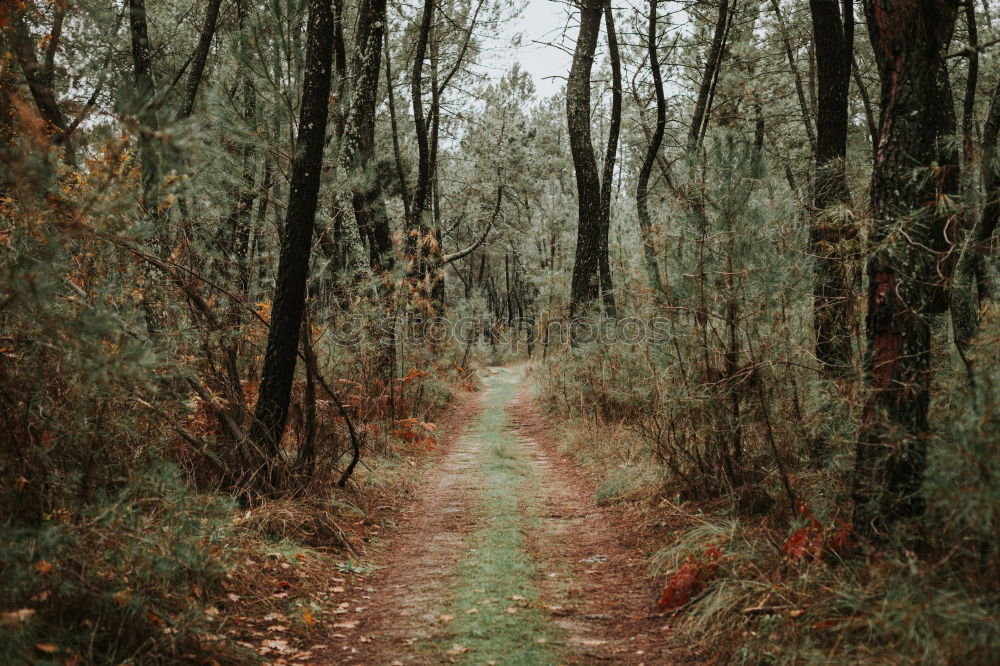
[177,0,223,121]
[9,5,75,165]
[636,0,666,295]
[975,78,1000,304]
[233,0,258,297]
[598,4,620,317]
[688,0,731,153]
[769,0,817,154]
[852,55,878,159]
[567,0,604,323]
[345,0,393,274]
[854,0,959,537]
[128,0,160,217]
[249,0,334,479]
[809,0,854,375]
[409,0,434,239]
[342,0,396,383]
[952,3,983,347]
[384,28,412,222]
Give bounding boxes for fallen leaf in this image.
[465,608,478,614]
[333,621,358,629]
[580,639,608,646]
[505,607,518,614]
[330,586,345,593]
[303,610,315,627]
[437,614,454,623]
[359,636,372,643]
[789,609,805,618]
[35,643,58,654]
[266,625,288,632]
[261,638,290,653]
[33,560,53,575]
[263,613,286,622]
[510,595,526,601]
[446,643,469,655]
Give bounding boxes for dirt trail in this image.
[310,366,683,665]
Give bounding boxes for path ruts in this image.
[309,367,682,665]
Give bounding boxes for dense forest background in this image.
[2,0,999,662]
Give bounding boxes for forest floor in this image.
[303,365,689,665]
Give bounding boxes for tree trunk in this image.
[128,0,160,217]
[248,0,334,482]
[0,29,19,195]
[408,0,435,260]
[853,0,959,537]
[809,0,854,375]
[429,30,445,306]
[952,3,982,347]
[232,0,257,295]
[688,0,731,153]
[177,0,223,121]
[9,5,75,165]
[567,0,604,324]
[770,0,817,154]
[598,4,620,317]
[384,28,412,222]
[975,78,1000,305]
[636,0,666,296]
[345,0,393,274]
[343,0,396,383]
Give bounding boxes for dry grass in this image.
[236,498,358,552]
[537,386,1000,664]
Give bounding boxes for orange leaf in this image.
[782,528,814,561]
[657,547,723,611]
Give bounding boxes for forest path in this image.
[311,366,678,665]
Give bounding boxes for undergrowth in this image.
[533,309,1000,663]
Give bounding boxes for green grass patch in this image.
[427,372,560,665]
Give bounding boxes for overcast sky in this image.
[496,0,575,99]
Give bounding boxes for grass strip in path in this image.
[426,370,560,665]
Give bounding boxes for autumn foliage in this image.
[657,546,724,611]
[782,503,855,562]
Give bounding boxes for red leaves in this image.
[782,503,855,562]
[390,418,437,450]
[398,367,428,384]
[782,527,815,560]
[658,546,723,611]
[826,520,855,557]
